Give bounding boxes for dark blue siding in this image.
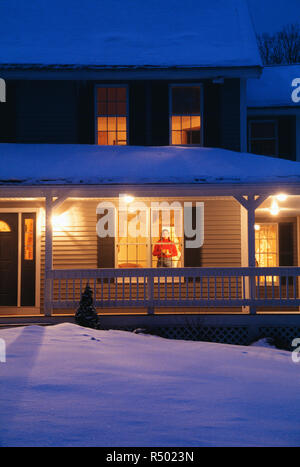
[0,78,243,150]
[15,81,78,143]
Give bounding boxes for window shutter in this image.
[278,116,296,161]
[184,206,202,267]
[151,82,169,146]
[279,222,294,287]
[279,222,294,266]
[97,208,115,268]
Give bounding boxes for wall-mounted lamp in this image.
[120,194,135,204]
[270,200,280,216]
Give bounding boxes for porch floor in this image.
[0,306,299,319]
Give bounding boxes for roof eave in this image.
[0,65,263,80]
[0,180,300,199]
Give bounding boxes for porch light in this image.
[254,224,260,231]
[52,213,69,230]
[121,194,135,204]
[270,200,280,216]
[276,194,288,202]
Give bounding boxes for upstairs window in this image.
[96,86,128,145]
[170,85,202,145]
[248,120,278,157]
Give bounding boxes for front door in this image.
[0,212,36,307]
[0,213,18,306]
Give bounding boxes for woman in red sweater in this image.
[152,229,178,267]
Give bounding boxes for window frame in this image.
[255,222,279,285]
[97,202,184,269]
[116,204,150,269]
[150,204,184,269]
[248,119,279,157]
[169,83,204,147]
[94,84,129,146]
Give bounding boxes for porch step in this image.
[0,315,75,327]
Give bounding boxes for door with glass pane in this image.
[117,207,148,268]
[255,223,278,285]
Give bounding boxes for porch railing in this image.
[45,267,300,315]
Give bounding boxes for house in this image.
[247,64,300,161]
[0,0,300,345]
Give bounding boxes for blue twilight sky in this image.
[248,0,300,34]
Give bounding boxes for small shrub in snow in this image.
[133,328,148,334]
[75,283,99,329]
[251,337,291,351]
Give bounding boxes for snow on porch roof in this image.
[247,64,300,108]
[0,144,300,186]
[0,0,261,69]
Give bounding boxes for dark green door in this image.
[0,213,18,306]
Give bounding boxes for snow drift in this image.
[0,323,299,447]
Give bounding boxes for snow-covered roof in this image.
[247,64,300,108]
[0,144,299,186]
[0,0,261,69]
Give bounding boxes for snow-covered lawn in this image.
[0,323,299,447]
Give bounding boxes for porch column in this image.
[247,196,257,315]
[44,191,73,316]
[246,195,256,268]
[44,195,53,317]
[235,194,270,314]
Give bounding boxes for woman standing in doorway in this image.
[152,228,178,267]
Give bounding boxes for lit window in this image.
[170,86,202,145]
[0,220,11,232]
[255,223,278,284]
[115,206,183,268]
[151,207,183,268]
[24,218,34,260]
[96,87,127,145]
[248,120,278,157]
[117,207,148,269]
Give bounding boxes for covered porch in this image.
[43,187,300,317]
[1,185,300,319]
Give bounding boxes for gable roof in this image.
[0,0,261,69]
[0,144,299,186]
[247,64,300,108]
